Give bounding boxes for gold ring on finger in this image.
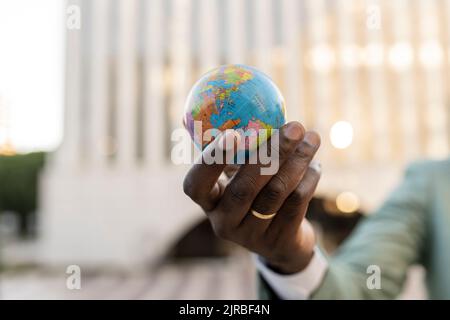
[250,209,277,220]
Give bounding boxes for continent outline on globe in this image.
[183,64,287,151]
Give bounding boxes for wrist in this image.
[264,249,315,274]
[263,220,316,274]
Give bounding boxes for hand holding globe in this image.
[183,64,321,275]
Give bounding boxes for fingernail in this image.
[310,160,322,173]
[284,122,303,140]
[304,131,320,147]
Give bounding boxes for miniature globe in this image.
[183,64,286,151]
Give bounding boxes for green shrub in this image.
[0,152,46,236]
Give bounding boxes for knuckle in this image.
[310,131,321,146]
[228,173,257,202]
[289,187,305,205]
[307,166,322,183]
[212,222,232,240]
[294,141,317,160]
[209,212,236,240]
[263,176,288,201]
[183,177,196,199]
[294,132,321,160]
[278,138,295,158]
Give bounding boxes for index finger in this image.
[183,130,240,211]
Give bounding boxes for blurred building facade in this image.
[40,0,449,268]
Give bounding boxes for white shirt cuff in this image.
[254,247,328,300]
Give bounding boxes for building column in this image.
[227,0,246,64]
[390,0,420,161]
[168,0,192,146]
[254,0,273,75]
[336,0,362,163]
[116,0,138,169]
[281,0,304,123]
[90,0,110,169]
[198,0,219,73]
[419,0,449,158]
[306,0,333,162]
[145,0,165,168]
[55,0,82,169]
[365,0,390,162]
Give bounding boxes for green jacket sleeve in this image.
[259,162,430,299]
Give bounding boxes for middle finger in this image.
[214,122,305,228]
[239,131,321,233]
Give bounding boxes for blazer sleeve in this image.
[259,161,430,299]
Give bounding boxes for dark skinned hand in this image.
[183,121,321,274]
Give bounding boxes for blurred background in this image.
[0,0,448,299]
